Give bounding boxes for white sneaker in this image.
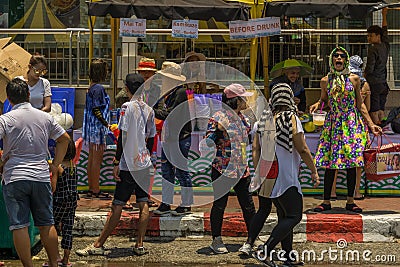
[76,245,105,256]
[238,242,252,255]
[209,236,228,254]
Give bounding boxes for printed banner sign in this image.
[119,18,146,37]
[229,17,281,40]
[376,152,400,174]
[172,19,199,39]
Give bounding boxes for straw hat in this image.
[184,51,206,62]
[157,61,186,81]
[135,57,157,71]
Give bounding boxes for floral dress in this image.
[314,77,368,169]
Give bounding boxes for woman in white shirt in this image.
[20,55,52,112]
[251,83,319,267]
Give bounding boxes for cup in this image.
[312,111,327,126]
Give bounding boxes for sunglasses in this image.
[31,65,48,76]
[333,53,347,59]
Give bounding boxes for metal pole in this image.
[77,31,81,87]
[69,30,73,86]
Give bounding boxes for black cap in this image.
[124,73,144,95]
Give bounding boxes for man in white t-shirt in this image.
[76,73,156,257]
[0,78,70,267]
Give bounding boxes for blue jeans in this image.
[2,180,54,231]
[161,136,193,206]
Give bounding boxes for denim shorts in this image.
[370,82,390,112]
[112,167,152,206]
[2,180,54,231]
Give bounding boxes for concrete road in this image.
[1,236,397,266]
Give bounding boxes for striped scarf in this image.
[259,83,297,153]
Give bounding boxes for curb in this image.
[72,211,400,242]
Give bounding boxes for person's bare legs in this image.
[378,110,385,123]
[94,204,123,248]
[370,111,381,125]
[61,249,71,265]
[331,170,338,198]
[354,167,363,199]
[88,144,105,194]
[87,145,94,192]
[38,225,59,267]
[136,201,150,248]
[13,227,33,267]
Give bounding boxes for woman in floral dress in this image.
[313,46,368,213]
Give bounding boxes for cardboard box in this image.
[0,37,31,103]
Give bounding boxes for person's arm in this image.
[297,90,306,112]
[252,132,261,171]
[92,107,109,128]
[310,76,328,113]
[293,131,319,188]
[41,78,52,112]
[351,74,363,111]
[113,132,123,182]
[50,132,70,191]
[41,96,51,112]
[361,82,371,111]
[154,88,187,120]
[382,7,389,44]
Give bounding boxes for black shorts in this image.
[370,82,390,112]
[112,168,152,206]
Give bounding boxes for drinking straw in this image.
[320,101,324,113]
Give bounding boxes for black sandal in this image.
[93,191,112,200]
[346,203,362,213]
[83,190,94,199]
[313,203,332,212]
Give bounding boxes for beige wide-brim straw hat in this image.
[184,51,207,62]
[135,57,158,71]
[157,61,186,81]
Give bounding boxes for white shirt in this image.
[17,76,52,109]
[118,98,156,171]
[0,103,65,184]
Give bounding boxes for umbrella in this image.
[87,0,249,21]
[270,59,313,79]
[265,0,382,19]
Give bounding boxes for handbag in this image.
[363,135,400,182]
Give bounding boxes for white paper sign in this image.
[172,20,199,39]
[119,18,146,37]
[229,17,281,40]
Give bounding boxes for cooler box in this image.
[0,183,41,256]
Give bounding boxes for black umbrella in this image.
[86,0,249,21]
[265,0,383,19]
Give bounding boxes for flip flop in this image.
[354,195,365,200]
[82,190,94,199]
[313,203,332,212]
[346,203,362,213]
[93,191,112,200]
[123,203,133,210]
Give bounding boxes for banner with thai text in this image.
[119,18,146,37]
[172,19,199,39]
[229,17,281,40]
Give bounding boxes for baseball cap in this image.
[223,83,253,99]
[124,73,144,94]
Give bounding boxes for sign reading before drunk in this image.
[229,17,281,40]
[119,18,146,37]
[172,19,199,39]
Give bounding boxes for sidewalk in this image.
[73,194,400,242]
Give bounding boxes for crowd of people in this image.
[0,9,393,267]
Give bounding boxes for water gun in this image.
[108,124,120,144]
